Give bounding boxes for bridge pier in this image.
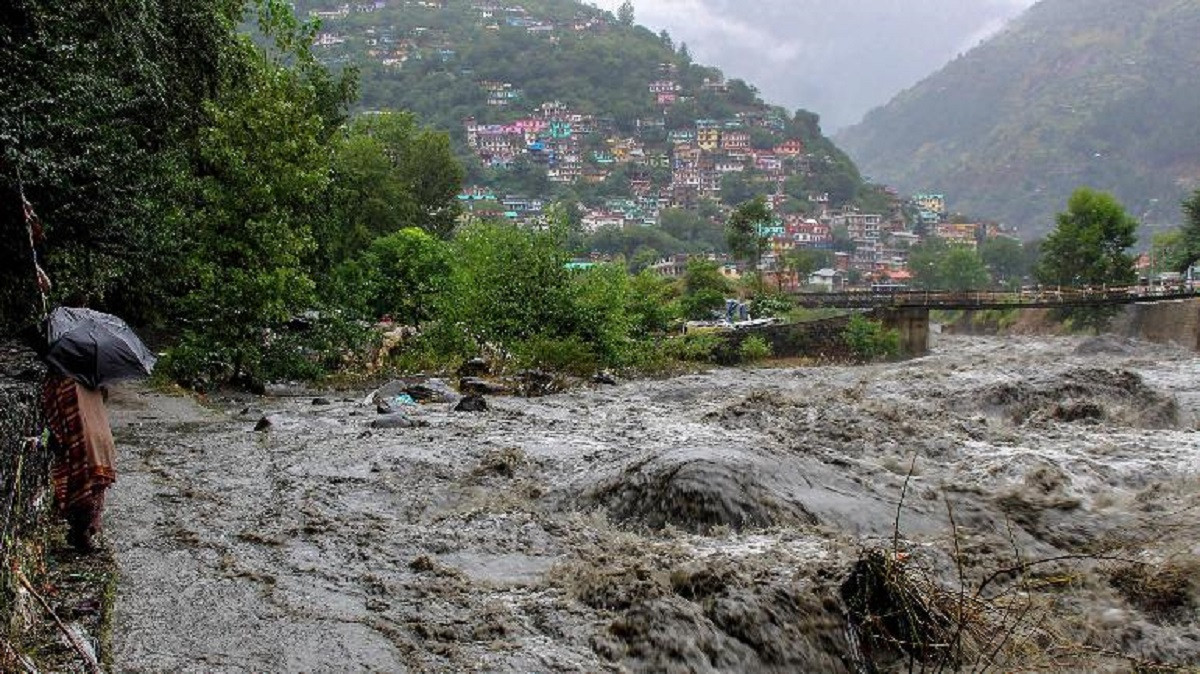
[872,307,930,357]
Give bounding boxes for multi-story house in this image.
[913,193,947,225]
[696,121,721,152]
[481,81,521,107]
[714,158,744,174]
[832,210,883,244]
[787,217,833,249]
[753,152,783,173]
[721,130,750,156]
[775,139,804,157]
[581,209,625,232]
[668,129,696,144]
[501,196,545,215]
[649,80,681,107]
[935,222,981,248]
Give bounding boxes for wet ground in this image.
[104,335,1200,672]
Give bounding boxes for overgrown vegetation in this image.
[737,335,773,363]
[0,0,865,389]
[843,314,900,361]
[1037,187,1138,331]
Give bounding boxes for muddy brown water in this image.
[104,336,1200,672]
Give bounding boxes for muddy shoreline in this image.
[103,335,1200,672]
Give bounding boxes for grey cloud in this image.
[591,0,1036,130]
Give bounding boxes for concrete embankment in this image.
[945,298,1200,352]
[1114,298,1200,350]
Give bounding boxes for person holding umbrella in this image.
[36,307,156,552]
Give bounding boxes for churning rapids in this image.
[105,335,1200,673]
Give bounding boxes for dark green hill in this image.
[837,0,1200,236]
[296,0,867,212]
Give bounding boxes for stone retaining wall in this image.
[0,344,48,647]
[714,316,855,364]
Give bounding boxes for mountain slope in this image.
[298,0,867,210]
[838,0,1200,235]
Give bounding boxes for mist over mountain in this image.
[590,0,1035,130]
[838,0,1200,236]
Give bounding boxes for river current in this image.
[106,335,1200,672]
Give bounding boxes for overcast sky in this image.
[589,0,1038,131]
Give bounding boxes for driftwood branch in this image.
[15,569,101,674]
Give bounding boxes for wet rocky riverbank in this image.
[104,335,1200,672]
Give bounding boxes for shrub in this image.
[627,269,681,336]
[681,288,726,321]
[515,336,599,377]
[428,220,576,359]
[360,228,451,324]
[662,331,723,363]
[738,334,773,363]
[751,294,793,319]
[843,314,901,361]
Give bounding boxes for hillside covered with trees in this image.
[296,0,878,251]
[838,0,1200,237]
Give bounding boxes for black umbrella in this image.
[43,307,157,389]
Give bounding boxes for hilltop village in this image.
[306,0,1018,289]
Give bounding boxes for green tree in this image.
[725,196,772,272]
[617,1,635,26]
[908,237,948,290]
[1036,188,1138,330]
[719,171,760,206]
[910,237,992,290]
[783,248,832,287]
[979,236,1029,287]
[1150,229,1187,278]
[843,314,900,361]
[1179,189,1200,272]
[626,269,679,335]
[432,220,576,354]
[168,0,356,384]
[324,112,463,264]
[680,258,728,321]
[360,228,451,324]
[1036,188,1137,288]
[940,246,990,291]
[829,224,856,253]
[660,208,725,251]
[0,0,244,328]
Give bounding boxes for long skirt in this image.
[41,373,116,551]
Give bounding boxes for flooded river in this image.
[105,335,1200,672]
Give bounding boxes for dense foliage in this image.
[1036,188,1138,330]
[0,0,243,328]
[1036,188,1137,288]
[1179,189,1200,273]
[842,315,900,361]
[840,0,1200,235]
[908,238,990,291]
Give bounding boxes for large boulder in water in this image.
[581,446,950,538]
[585,449,818,533]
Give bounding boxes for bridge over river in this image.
[748,287,1200,357]
[793,286,1200,310]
